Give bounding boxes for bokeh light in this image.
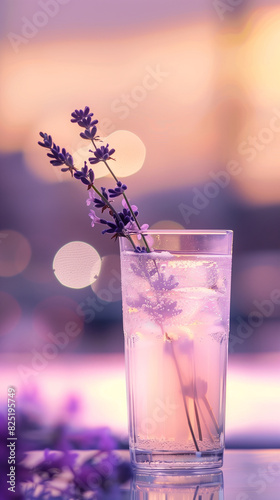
[150,220,185,230]
[102,130,146,178]
[241,8,280,107]
[0,230,32,277]
[73,144,108,179]
[53,241,101,289]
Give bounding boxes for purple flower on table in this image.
[73,460,101,492]
[34,449,78,479]
[74,161,94,186]
[69,426,117,451]
[108,181,127,198]
[73,452,132,495]
[115,460,132,484]
[89,144,115,164]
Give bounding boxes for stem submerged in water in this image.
[164,331,200,452]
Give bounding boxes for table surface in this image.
[120,449,280,499]
[22,449,280,499]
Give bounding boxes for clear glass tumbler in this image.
[120,230,233,470]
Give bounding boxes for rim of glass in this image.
[140,229,233,235]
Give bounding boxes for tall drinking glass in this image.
[120,230,233,470]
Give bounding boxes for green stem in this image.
[193,486,199,500]
[122,191,151,252]
[193,399,202,441]
[168,336,199,452]
[196,400,215,443]
[90,186,137,250]
[90,184,120,221]
[191,345,203,441]
[202,396,219,434]
[71,157,137,251]
[91,138,118,182]
[91,138,151,252]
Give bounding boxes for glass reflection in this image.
[131,470,223,499]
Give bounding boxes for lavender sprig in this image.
[89,144,115,164]
[74,161,94,186]
[37,109,204,454]
[38,106,150,252]
[38,133,74,173]
[70,107,150,251]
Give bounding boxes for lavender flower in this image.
[38,132,52,148]
[74,161,94,186]
[89,144,115,164]
[122,199,138,213]
[86,190,95,207]
[135,246,148,253]
[71,106,98,128]
[33,449,77,479]
[38,133,74,174]
[89,209,101,228]
[126,221,149,239]
[108,181,127,198]
[91,186,110,211]
[99,220,120,235]
[80,125,98,140]
[38,106,149,250]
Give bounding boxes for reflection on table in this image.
[121,450,280,500]
[131,470,223,499]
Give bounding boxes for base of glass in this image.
[130,448,223,471]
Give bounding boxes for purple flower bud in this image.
[89,144,115,164]
[80,125,98,140]
[38,132,52,148]
[74,162,94,185]
[71,107,98,129]
[108,182,127,198]
[89,209,101,227]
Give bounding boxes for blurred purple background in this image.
[0,0,279,449]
